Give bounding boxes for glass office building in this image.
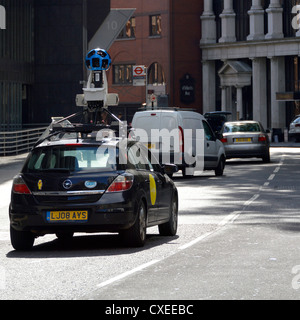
[0,0,34,130]
[0,0,110,130]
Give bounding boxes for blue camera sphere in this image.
[85,49,112,71]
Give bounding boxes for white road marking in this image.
[244,194,260,206]
[268,174,275,181]
[178,231,215,250]
[96,259,160,289]
[274,167,280,173]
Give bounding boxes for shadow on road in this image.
[6,231,179,259]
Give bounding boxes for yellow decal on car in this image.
[38,179,43,191]
[149,174,157,206]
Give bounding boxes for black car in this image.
[9,128,178,250]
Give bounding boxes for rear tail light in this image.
[179,126,184,152]
[220,137,227,143]
[12,175,31,194]
[295,124,300,128]
[258,135,267,142]
[107,173,134,192]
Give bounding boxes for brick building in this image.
[107,0,203,122]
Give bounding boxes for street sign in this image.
[150,94,156,102]
[133,65,146,86]
[133,65,146,77]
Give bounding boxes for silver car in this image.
[220,121,270,163]
[288,116,300,142]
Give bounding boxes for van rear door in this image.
[159,112,179,164]
[131,112,161,151]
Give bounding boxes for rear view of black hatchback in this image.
[9,131,178,251]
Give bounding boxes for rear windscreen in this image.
[24,145,118,172]
[223,123,261,133]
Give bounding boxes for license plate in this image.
[234,138,252,143]
[46,210,88,222]
[146,143,156,149]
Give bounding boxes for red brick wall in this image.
[170,0,203,111]
[108,0,203,113]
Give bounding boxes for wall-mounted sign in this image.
[180,74,195,104]
[133,65,146,86]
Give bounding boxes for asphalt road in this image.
[0,148,300,301]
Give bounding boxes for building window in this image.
[117,17,136,39]
[234,0,251,41]
[150,15,162,37]
[213,0,223,41]
[282,0,298,37]
[148,62,165,85]
[113,64,133,85]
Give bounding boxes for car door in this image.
[127,144,161,224]
[202,120,219,169]
[143,147,173,223]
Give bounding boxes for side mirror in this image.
[162,164,178,175]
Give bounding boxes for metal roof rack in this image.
[34,108,126,148]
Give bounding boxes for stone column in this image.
[252,58,267,129]
[200,0,216,44]
[202,60,216,113]
[221,86,227,112]
[236,86,243,120]
[265,0,283,39]
[269,56,286,129]
[219,0,236,43]
[247,0,265,41]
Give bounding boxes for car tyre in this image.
[215,156,225,176]
[262,150,271,163]
[121,198,147,247]
[158,194,178,236]
[10,226,34,251]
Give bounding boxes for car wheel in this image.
[10,226,34,251]
[262,150,271,163]
[121,199,147,247]
[158,194,178,236]
[215,156,225,176]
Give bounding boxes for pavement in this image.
[0,153,28,168]
[0,142,299,168]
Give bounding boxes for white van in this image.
[130,109,226,177]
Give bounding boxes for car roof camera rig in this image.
[39,49,125,145]
[75,48,120,126]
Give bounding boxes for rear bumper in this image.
[224,144,269,158]
[9,193,137,235]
